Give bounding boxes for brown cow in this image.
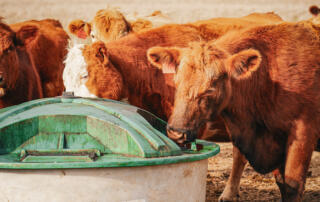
[147,22,320,201]
[63,12,283,142]
[0,20,43,108]
[10,19,69,97]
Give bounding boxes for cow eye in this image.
[81,75,88,79]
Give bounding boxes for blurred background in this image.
[1,0,318,30]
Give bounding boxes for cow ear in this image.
[68,21,78,34]
[228,49,261,79]
[310,5,320,16]
[95,44,109,65]
[15,25,39,46]
[147,46,182,74]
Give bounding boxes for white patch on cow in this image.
[63,42,97,98]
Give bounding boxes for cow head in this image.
[90,8,131,43]
[63,41,124,100]
[68,19,91,40]
[147,42,261,144]
[0,22,39,98]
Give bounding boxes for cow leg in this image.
[279,121,317,202]
[218,146,247,202]
[280,145,314,202]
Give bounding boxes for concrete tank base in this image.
[0,159,208,202]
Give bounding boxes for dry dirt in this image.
[207,143,320,201]
[1,0,320,201]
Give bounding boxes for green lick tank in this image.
[0,97,220,202]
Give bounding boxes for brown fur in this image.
[10,19,69,97]
[82,42,126,99]
[189,12,283,41]
[81,13,282,144]
[154,22,320,201]
[129,18,153,33]
[0,21,43,108]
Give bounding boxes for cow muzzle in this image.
[0,88,6,98]
[166,125,197,144]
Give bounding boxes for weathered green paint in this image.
[20,149,100,163]
[22,155,94,163]
[0,97,220,169]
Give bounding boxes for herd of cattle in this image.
[1,4,320,202]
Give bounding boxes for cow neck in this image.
[218,32,276,124]
[221,73,286,174]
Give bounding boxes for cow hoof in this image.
[218,198,233,202]
[218,199,232,202]
[218,194,240,202]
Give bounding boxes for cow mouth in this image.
[166,125,198,145]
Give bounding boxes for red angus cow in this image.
[148,22,320,201]
[10,19,69,97]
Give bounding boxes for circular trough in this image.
[0,97,220,202]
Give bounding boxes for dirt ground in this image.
[207,143,320,201]
[1,0,319,201]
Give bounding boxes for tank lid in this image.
[0,98,219,169]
